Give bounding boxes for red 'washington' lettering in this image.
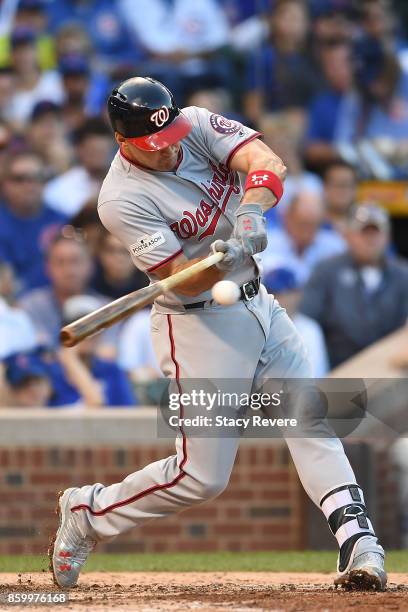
[170,162,240,240]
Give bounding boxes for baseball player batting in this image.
[49,77,387,591]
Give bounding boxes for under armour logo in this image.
[251,174,269,186]
[151,106,170,127]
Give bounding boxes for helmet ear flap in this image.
[109,90,128,115]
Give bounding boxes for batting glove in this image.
[233,204,267,255]
[211,239,246,271]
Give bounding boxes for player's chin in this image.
[157,156,178,171]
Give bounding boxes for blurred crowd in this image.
[1,0,408,408]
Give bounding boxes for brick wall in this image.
[375,446,400,548]
[0,442,306,555]
[0,410,401,555]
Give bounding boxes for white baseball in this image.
[212,280,240,306]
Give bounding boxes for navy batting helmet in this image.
[107,76,192,151]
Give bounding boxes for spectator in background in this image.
[305,39,354,169]
[26,101,72,177]
[2,351,52,407]
[118,308,161,386]
[323,160,358,232]
[59,54,109,130]
[91,229,148,301]
[0,151,67,293]
[46,0,140,72]
[310,0,353,45]
[300,203,408,368]
[117,305,165,406]
[307,36,408,177]
[262,191,346,285]
[263,267,329,376]
[54,22,92,59]
[8,28,63,129]
[359,0,406,51]
[119,0,231,100]
[6,0,56,70]
[244,0,319,124]
[343,37,408,178]
[186,88,246,124]
[225,0,271,53]
[0,262,36,359]
[59,54,89,130]
[44,118,112,218]
[18,230,115,353]
[3,332,135,409]
[71,198,104,257]
[54,24,110,127]
[259,111,323,226]
[47,295,135,407]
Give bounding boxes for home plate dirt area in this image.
[0,572,407,611]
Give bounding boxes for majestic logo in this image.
[210,114,241,135]
[170,162,240,241]
[150,106,170,127]
[129,232,165,256]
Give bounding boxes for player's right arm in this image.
[98,198,240,298]
[151,251,223,296]
[152,237,245,296]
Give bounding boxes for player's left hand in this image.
[211,238,246,271]
[233,204,267,255]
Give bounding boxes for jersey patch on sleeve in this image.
[209,113,241,135]
[129,231,166,256]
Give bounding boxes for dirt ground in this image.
[0,572,407,611]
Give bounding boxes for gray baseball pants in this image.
[70,286,356,540]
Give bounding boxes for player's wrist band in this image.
[244,170,283,205]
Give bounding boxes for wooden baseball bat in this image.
[60,251,224,347]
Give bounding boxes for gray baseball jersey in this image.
[68,106,372,563]
[98,106,261,311]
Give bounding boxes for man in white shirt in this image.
[0,262,36,359]
[8,28,64,128]
[43,118,112,218]
[119,0,231,95]
[120,0,229,58]
[118,308,161,381]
